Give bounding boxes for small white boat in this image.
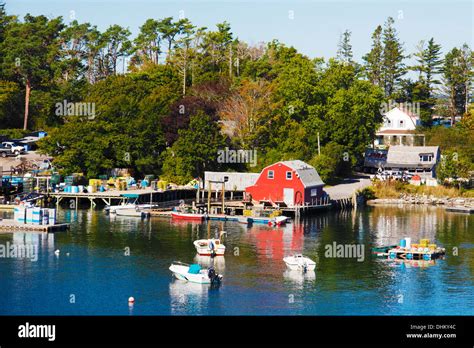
[283,254,316,272]
[106,203,155,214]
[270,216,289,226]
[115,208,150,218]
[105,193,157,214]
[169,262,222,285]
[193,231,226,256]
[193,239,225,256]
[105,203,136,213]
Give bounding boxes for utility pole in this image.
[207,181,211,214]
[221,183,225,214]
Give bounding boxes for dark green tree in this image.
[161,110,227,183]
[442,45,473,124]
[382,17,405,97]
[363,25,383,87]
[0,14,64,129]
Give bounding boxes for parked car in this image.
[1,141,26,156]
[0,144,13,157]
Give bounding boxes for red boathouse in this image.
[245,160,325,207]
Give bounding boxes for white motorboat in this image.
[283,254,316,272]
[105,193,157,214]
[193,239,225,256]
[269,216,289,226]
[193,231,226,256]
[115,208,150,218]
[105,203,136,213]
[169,262,222,285]
[106,203,155,214]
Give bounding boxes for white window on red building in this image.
[267,170,274,179]
[286,171,292,180]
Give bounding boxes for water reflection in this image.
[384,258,438,269]
[193,254,225,272]
[370,205,446,246]
[283,269,316,285]
[169,279,209,315]
[0,204,472,315]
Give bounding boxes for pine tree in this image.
[363,25,383,87]
[442,45,473,124]
[410,38,443,125]
[337,30,353,64]
[412,38,443,96]
[382,17,405,97]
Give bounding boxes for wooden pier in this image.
[0,219,70,233]
[50,188,196,209]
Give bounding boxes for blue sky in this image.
[6,0,473,62]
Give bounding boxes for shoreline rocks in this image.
[367,194,474,207]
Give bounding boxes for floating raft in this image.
[0,219,69,233]
[388,246,445,261]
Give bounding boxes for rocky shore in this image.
[367,194,474,208]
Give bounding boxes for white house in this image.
[375,106,425,147]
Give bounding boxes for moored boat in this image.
[239,215,288,226]
[169,262,222,285]
[283,254,316,272]
[115,208,150,218]
[171,211,206,221]
[105,193,157,214]
[193,238,226,256]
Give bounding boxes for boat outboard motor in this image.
[208,267,221,286]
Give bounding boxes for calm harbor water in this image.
[0,205,473,315]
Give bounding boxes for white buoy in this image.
[128,297,135,303]
[54,249,60,256]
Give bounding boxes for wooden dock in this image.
[0,204,15,210]
[50,188,196,208]
[0,219,70,233]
